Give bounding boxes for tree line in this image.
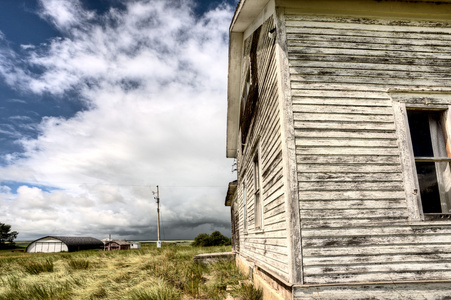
[0,223,18,249]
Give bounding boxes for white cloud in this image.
[0,0,236,240]
[38,0,95,32]
[20,44,36,50]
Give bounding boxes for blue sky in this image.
[0,0,238,240]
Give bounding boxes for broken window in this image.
[407,110,451,215]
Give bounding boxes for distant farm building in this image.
[26,236,104,253]
[130,242,141,249]
[104,240,131,251]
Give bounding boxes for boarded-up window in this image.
[240,26,261,146]
[407,110,451,215]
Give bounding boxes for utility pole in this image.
[156,185,161,248]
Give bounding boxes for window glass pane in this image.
[255,193,261,228]
[416,162,442,213]
[407,111,434,157]
[243,183,247,230]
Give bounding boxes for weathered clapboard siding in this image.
[235,15,291,281]
[286,13,451,285]
[293,282,451,300]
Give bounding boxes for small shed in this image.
[130,242,141,249]
[104,240,130,251]
[26,236,104,253]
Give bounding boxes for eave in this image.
[226,0,271,158]
[225,180,238,206]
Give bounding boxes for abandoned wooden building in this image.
[225,0,451,299]
[104,240,131,251]
[26,236,104,253]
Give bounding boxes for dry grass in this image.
[0,244,262,300]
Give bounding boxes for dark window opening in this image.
[407,110,451,215]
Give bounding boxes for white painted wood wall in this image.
[285,13,451,285]
[236,15,291,282]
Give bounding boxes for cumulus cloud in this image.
[0,0,236,240]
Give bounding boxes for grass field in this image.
[0,243,262,300]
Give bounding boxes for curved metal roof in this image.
[26,236,104,252]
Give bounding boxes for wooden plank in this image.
[262,166,283,195]
[249,242,289,256]
[301,226,451,238]
[300,208,408,219]
[296,155,400,164]
[286,25,451,39]
[285,15,451,28]
[294,121,396,131]
[264,189,284,208]
[390,93,451,105]
[259,220,286,232]
[295,138,398,148]
[294,281,451,299]
[276,7,304,285]
[296,147,400,156]
[285,16,451,31]
[245,238,288,247]
[241,249,290,274]
[288,46,451,60]
[291,88,388,97]
[292,97,392,107]
[303,270,451,284]
[298,181,403,191]
[299,199,406,210]
[303,244,451,257]
[304,262,451,276]
[290,60,451,73]
[301,218,408,229]
[242,252,290,281]
[298,172,404,182]
[263,174,284,200]
[304,253,451,266]
[288,53,451,69]
[264,202,285,219]
[292,104,393,115]
[297,164,401,173]
[291,75,451,88]
[302,234,451,248]
[293,112,395,123]
[288,39,451,53]
[264,215,288,230]
[299,190,405,200]
[291,66,451,79]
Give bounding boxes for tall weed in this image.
[129,284,181,300]
[230,282,263,300]
[22,258,54,275]
[67,258,90,270]
[0,283,71,300]
[183,261,207,297]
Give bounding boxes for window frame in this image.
[242,181,247,233]
[392,95,451,222]
[253,145,264,230]
[407,109,451,216]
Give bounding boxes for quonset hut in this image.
[26,236,104,253]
